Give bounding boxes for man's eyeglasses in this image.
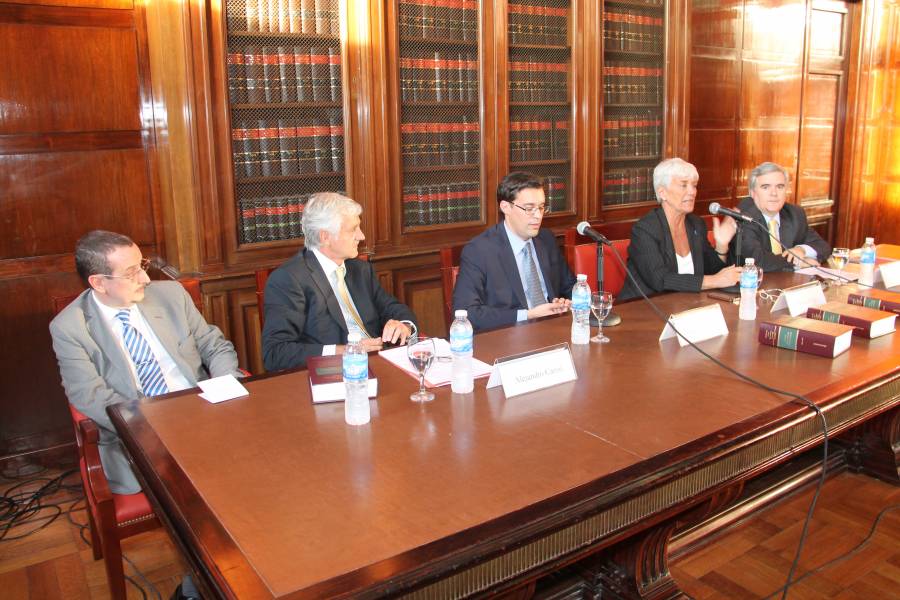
[101,258,152,282]
[510,203,548,216]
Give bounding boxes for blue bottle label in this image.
[450,331,472,353]
[740,269,758,289]
[572,285,590,310]
[861,247,876,264]
[342,354,368,381]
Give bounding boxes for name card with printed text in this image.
[659,304,728,347]
[486,343,577,398]
[878,261,900,289]
[770,281,827,316]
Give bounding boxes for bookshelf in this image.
[507,0,573,214]
[224,0,347,244]
[601,0,665,208]
[397,0,482,231]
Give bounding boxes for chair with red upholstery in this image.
[69,405,160,600]
[439,245,464,329]
[563,229,631,298]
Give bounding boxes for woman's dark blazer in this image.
[618,207,730,301]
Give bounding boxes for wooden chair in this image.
[564,229,631,298]
[69,404,160,600]
[256,253,370,329]
[439,245,464,328]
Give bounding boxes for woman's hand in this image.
[712,215,737,250]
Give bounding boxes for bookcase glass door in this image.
[398,0,482,231]
[601,0,665,208]
[507,0,573,214]
[225,0,347,245]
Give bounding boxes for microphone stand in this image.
[590,239,622,327]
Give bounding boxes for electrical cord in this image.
[604,243,829,600]
[761,502,900,599]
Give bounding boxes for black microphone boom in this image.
[709,202,754,223]
[576,221,611,245]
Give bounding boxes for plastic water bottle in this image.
[450,309,474,393]
[739,258,759,321]
[859,237,876,287]
[343,332,370,426]
[571,274,591,345]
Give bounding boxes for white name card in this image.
[198,374,249,404]
[486,343,577,398]
[770,281,827,316]
[878,261,900,289]
[659,303,728,347]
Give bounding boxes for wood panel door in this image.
[0,0,162,469]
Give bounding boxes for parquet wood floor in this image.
[2,468,897,598]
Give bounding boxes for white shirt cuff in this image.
[517,309,528,322]
[323,345,336,356]
[799,244,817,259]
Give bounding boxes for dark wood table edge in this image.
[109,352,900,599]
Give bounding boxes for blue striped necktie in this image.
[115,309,169,397]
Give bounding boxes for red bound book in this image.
[309,47,329,101]
[245,47,265,103]
[231,125,250,177]
[553,119,569,159]
[806,300,897,338]
[846,289,900,316]
[294,46,312,101]
[758,316,854,358]
[311,119,331,172]
[259,124,282,176]
[400,122,415,167]
[328,47,341,102]
[278,47,296,102]
[329,114,344,172]
[261,47,281,102]
[278,119,298,175]
[296,123,316,173]
[227,53,247,104]
[403,188,420,227]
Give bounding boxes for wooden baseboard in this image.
[0,442,77,478]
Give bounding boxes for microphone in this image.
[576,221,611,245]
[709,202,754,224]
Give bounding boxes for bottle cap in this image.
[347,332,362,343]
[744,258,755,266]
[865,237,874,244]
[454,309,468,317]
[576,273,588,281]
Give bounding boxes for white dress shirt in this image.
[91,292,192,394]
[675,252,695,274]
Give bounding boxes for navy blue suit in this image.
[734,197,831,273]
[262,249,416,371]
[452,223,575,331]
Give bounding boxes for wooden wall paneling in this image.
[365,0,393,248]
[0,0,163,468]
[665,0,690,159]
[200,275,263,374]
[838,0,900,248]
[390,261,446,337]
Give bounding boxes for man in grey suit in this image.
[50,230,241,494]
[262,193,417,371]
[736,162,831,272]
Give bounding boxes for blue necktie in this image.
[115,310,169,397]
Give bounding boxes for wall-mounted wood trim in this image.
[0,3,133,26]
[0,130,142,154]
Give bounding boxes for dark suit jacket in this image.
[262,249,417,371]
[452,222,576,331]
[50,282,241,494]
[618,208,730,301]
[734,197,831,273]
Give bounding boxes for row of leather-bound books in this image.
[602,10,664,54]
[399,52,479,103]
[402,182,482,226]
[400,119,480,167]
[602,113,662,159]
[226,0,339,35]
[508,61,569,103]
[398,0,478,41]
[603,64,663,105]
[507,2,569,46]
[508,119,568,163]
[239,195,307,243]
[544,174,567,211]
[231,118,344,178]
[227,46,341,105]
[602,166,654,206]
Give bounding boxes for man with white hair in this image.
[735,162,831,272]
[262,193,417,371]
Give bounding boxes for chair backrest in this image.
[564,229,630,298]
[439,245,464,327]
[256,253,370,329]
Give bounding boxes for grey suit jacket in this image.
[50,281,241,494]
[735,197,831,272]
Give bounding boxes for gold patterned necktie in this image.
[336,264,370,338]
[768,219,782,254]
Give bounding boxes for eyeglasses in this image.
[510,203,548,216]
[101,258,152,282]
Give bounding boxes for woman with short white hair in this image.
[618,158,743,301]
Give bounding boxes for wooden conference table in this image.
[110,272,900,599]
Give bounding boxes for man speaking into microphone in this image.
[618,158,743,301]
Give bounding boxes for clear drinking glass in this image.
[590,291,614,343]
[831,247,850,285]
[407,336,435,402]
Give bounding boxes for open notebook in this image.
[379,339,493,388]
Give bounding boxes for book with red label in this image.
[758,316,854,358]
[805,300,897,339]
[307,354,377,403]
[846,289,900,316]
